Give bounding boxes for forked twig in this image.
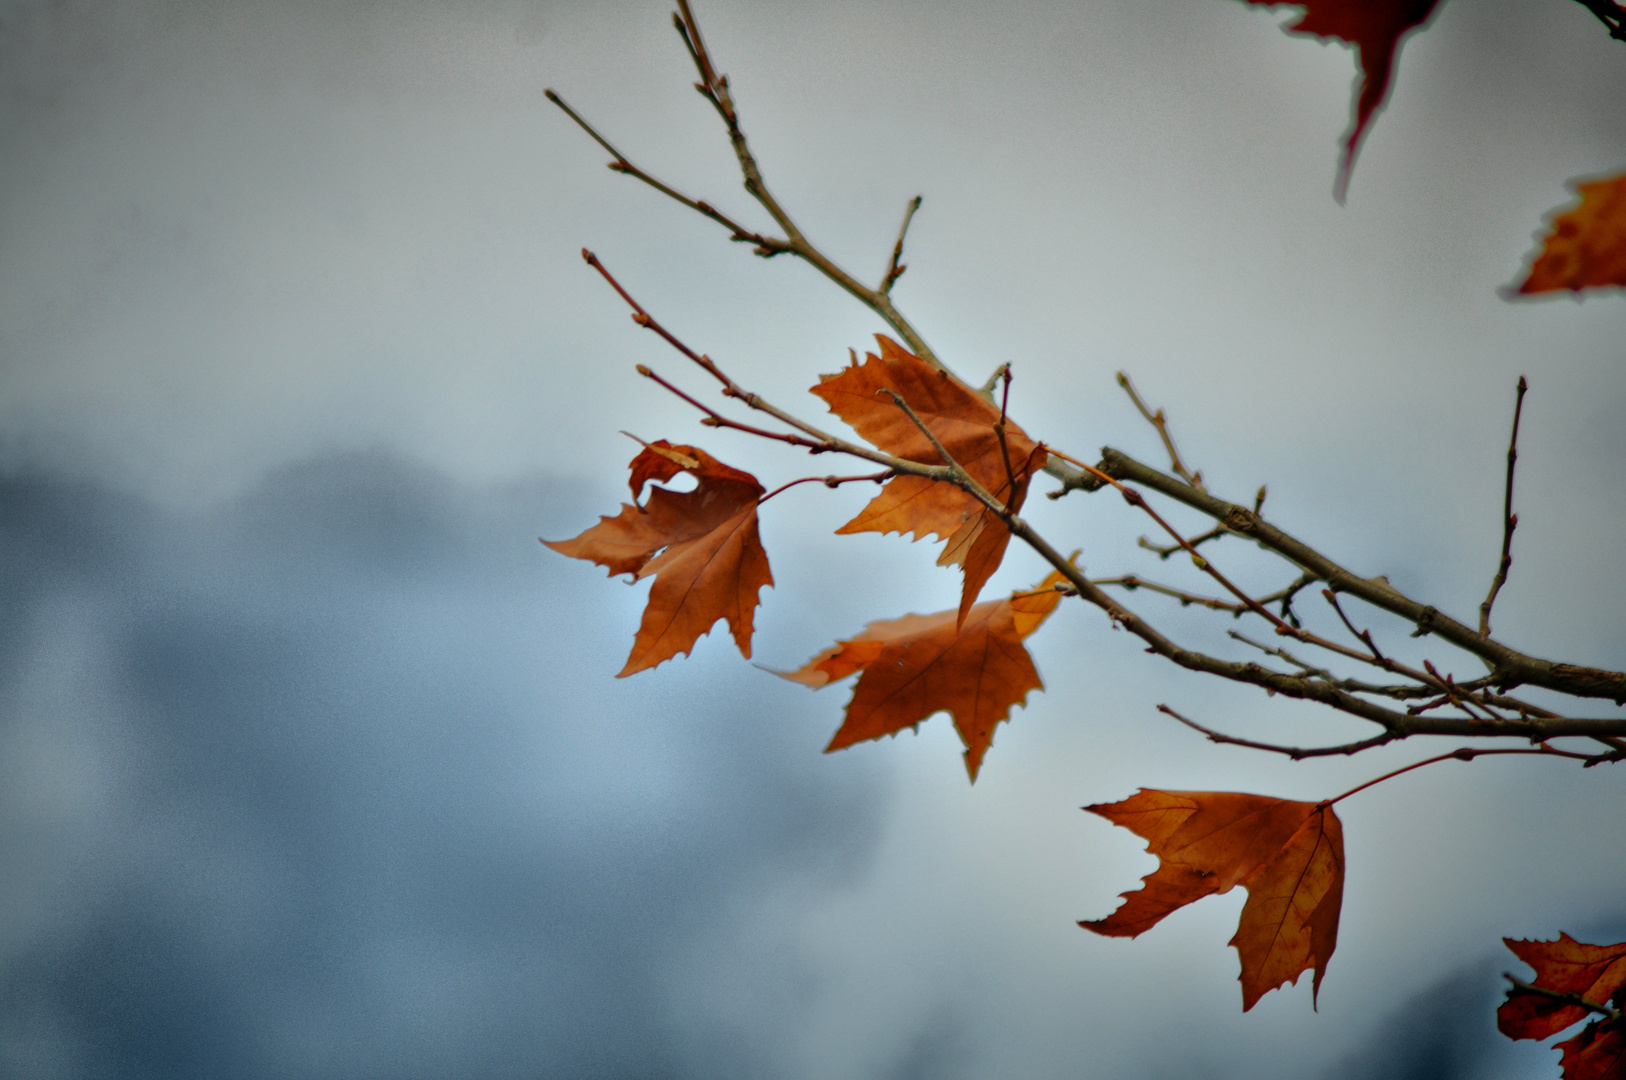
[545,91,790,256]
[1117,371,1203,490]
[882,195,923,295]
[1139,486,1266,559]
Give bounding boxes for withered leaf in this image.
[811,336,1047,626]
[544,441,772,676]
[1242,0,1441,200]
[1082,789,1345,1011]
[1500,934,1626,1042]
[1556,1019,1626,1080]
[1512,174,1626,296]
[777,569,1067,781]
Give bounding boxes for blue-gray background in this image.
[2,1,1624,1077]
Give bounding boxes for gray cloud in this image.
[0,454,884,1079]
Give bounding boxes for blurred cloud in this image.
[0,455,883,1079]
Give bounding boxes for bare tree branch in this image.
[1090,447,1626,704]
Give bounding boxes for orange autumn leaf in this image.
[1513,174,1626,296]
[1242,0,1441,201]
[1556,1020,1626,1080]
[1082,789,1345,1011]
[777,569,1067,781]
[544,441,772,676]
[1500,934,1626,1042]
[811,335,1047,627]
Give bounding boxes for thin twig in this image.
[1117,372,1203,489]
[757,471,892,504]
[1481,376,1527,635]
[668,0,946,367]
[1228,631,1340,681]
[545,91,791,256]
[1323,588,1393,668]
[590,253,944,475]
[1321,746,1599,809]
[1139,525,1229,559]
[635,366,826,450]
[1158,705,1398,759]
[880,389,969,483]
[978,362,1011,397]
[1094,576,1248,613]
[994,369,1018,509]
[1051,447,1332,642]
[881,195,922,295]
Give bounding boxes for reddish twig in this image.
[1117,371,1203,490]
[757,471,892,505]
[1321,745,1600,809]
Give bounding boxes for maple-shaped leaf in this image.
[1557,1019,1626,1080]
[811,336,1048,626]
[544,441,772,676]
[1243,0,1441,201]
[1082,789,1345,1011]
[777,569,1066,781]
[1500,935,1626,1042]
[1511,174,1626,296]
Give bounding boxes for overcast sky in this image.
[3,1,1625,1077]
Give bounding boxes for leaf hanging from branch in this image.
[1241,0,1442,201]
[545,441,772,676]
[812,335,1047,626]
[777,569,1066,781]
[1082,789,1345,1011]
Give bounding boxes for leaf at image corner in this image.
[1499,934,1626,1043]
[1511,174,1626,296]
[1557,1019,1626,1080]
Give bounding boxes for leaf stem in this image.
[1320,746,1592,809]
